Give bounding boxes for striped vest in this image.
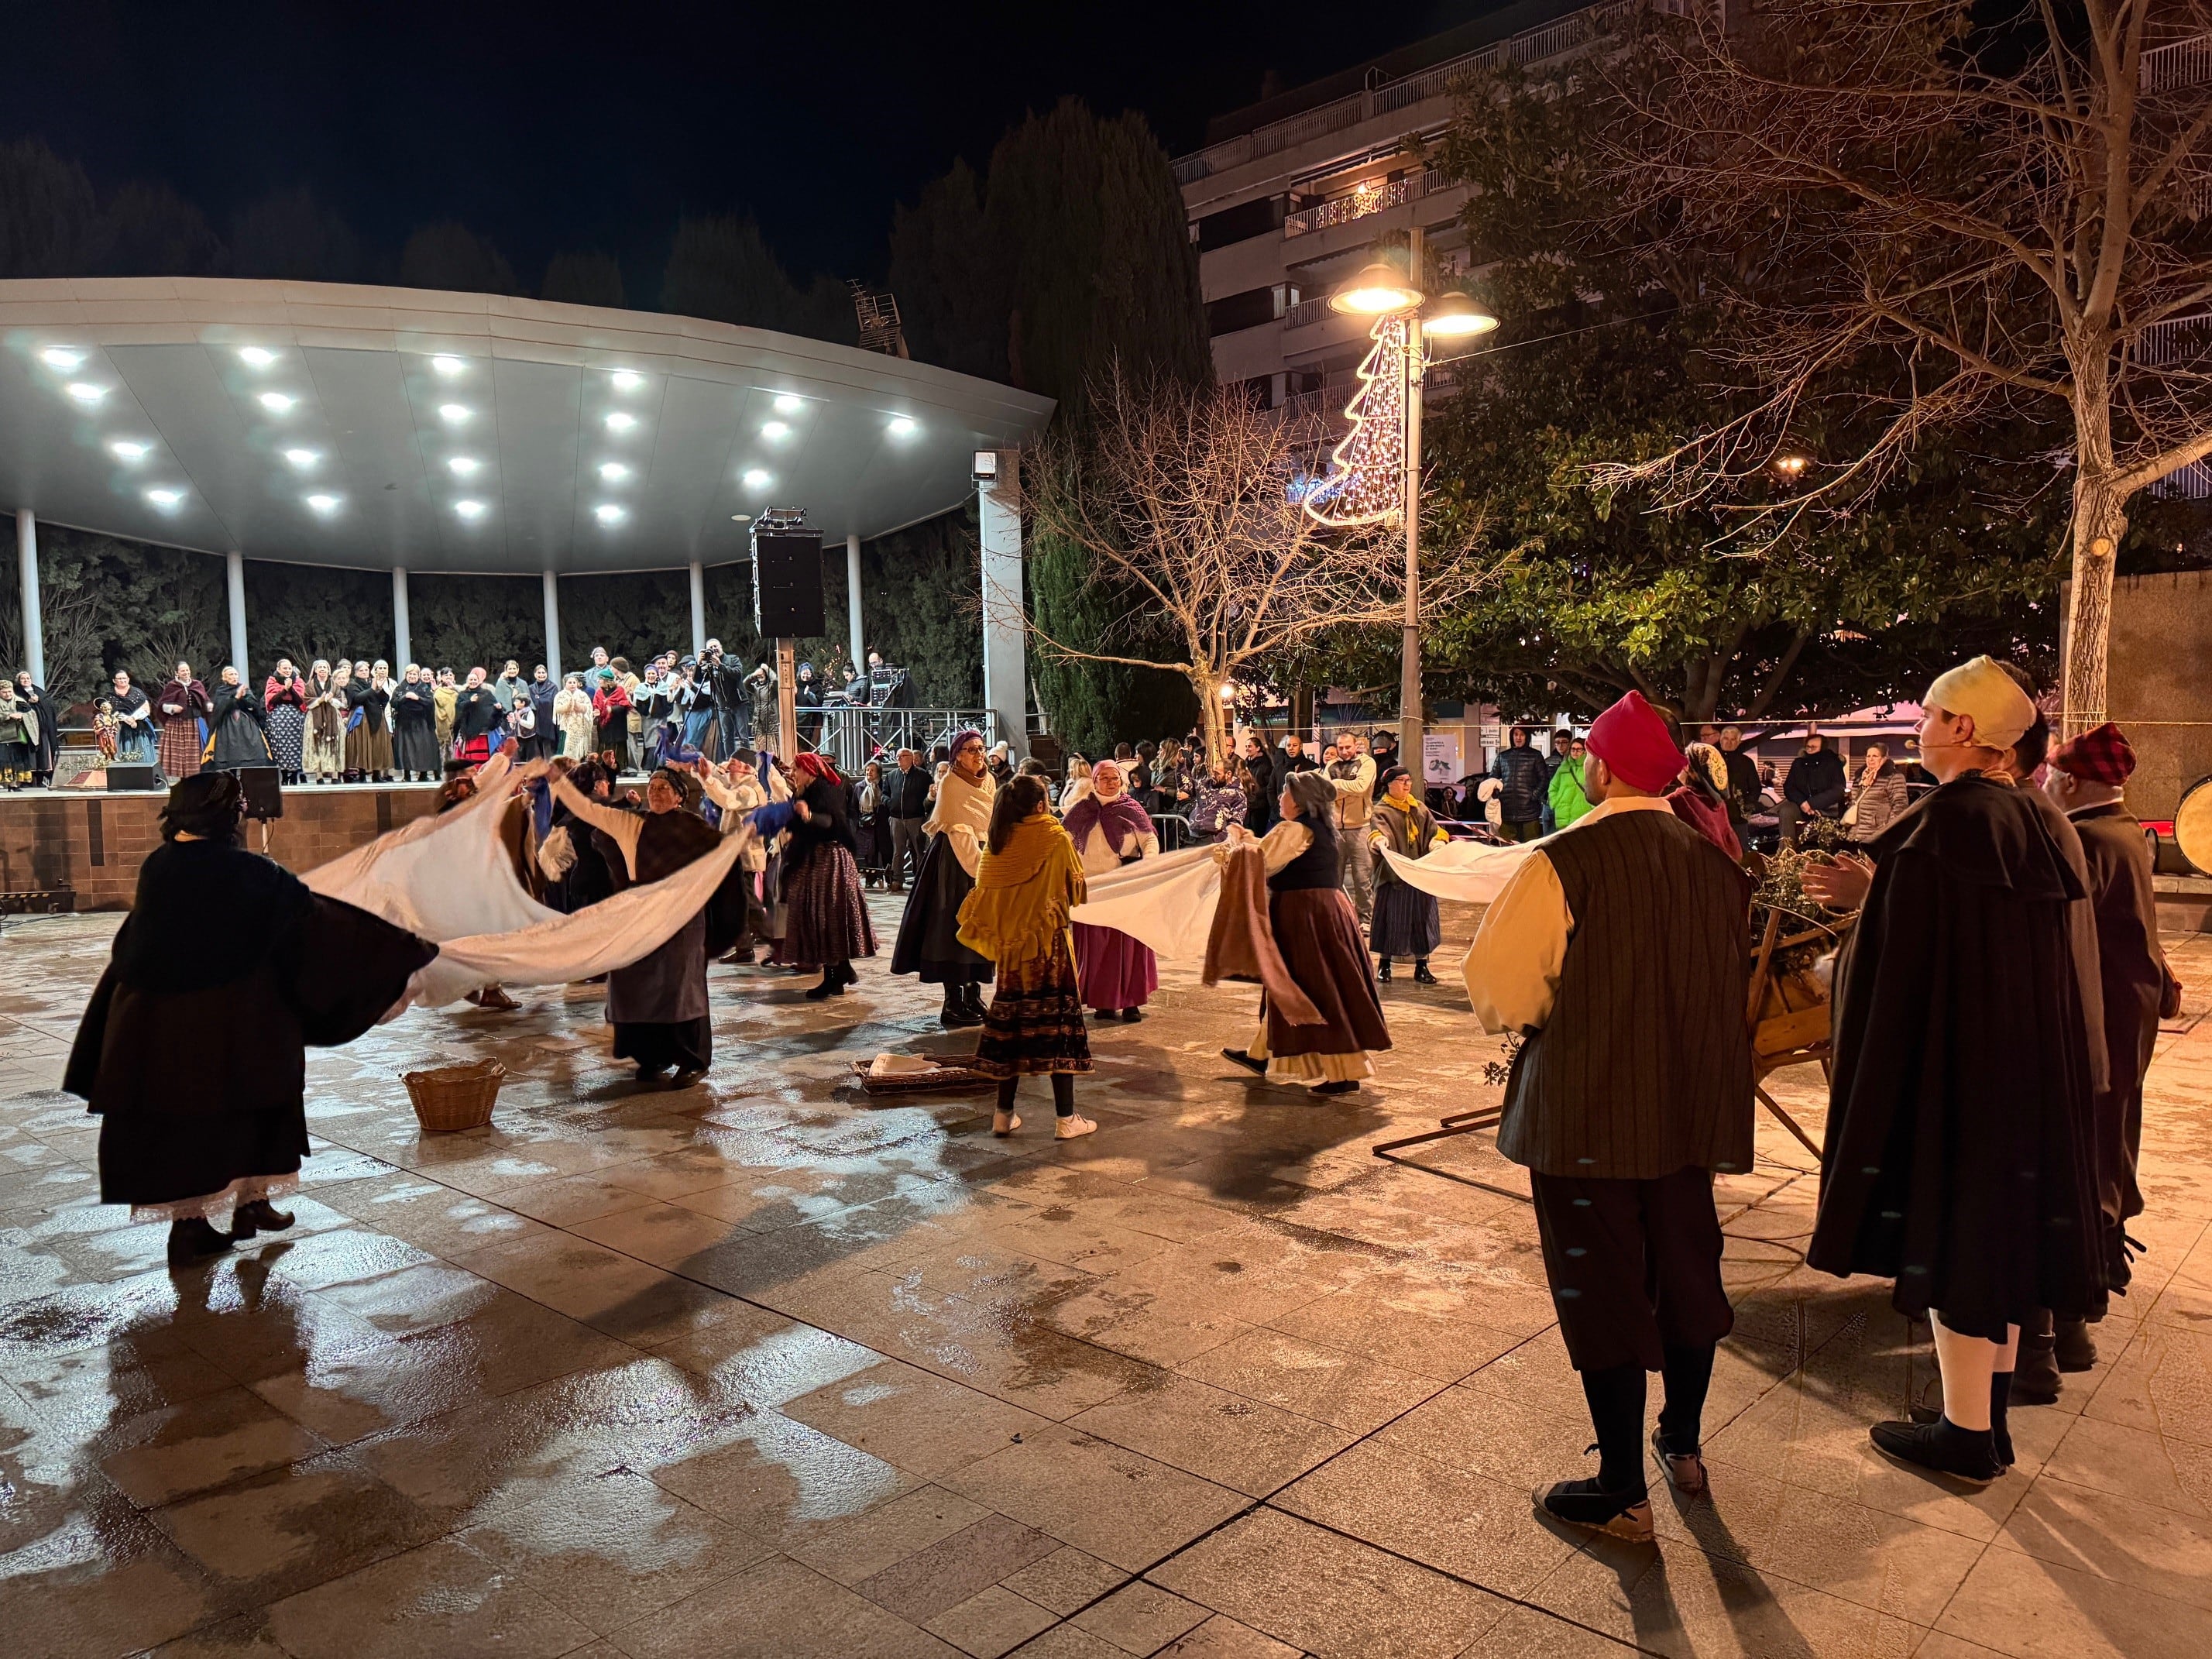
[1497,809,1754,1180]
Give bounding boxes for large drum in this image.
[2176,775,2212,877]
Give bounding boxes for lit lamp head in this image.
[1420,290,1499,338]
[1330,261,1424,316]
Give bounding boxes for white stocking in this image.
[1931,1314,2018,1430]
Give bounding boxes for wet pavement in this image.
[3,894,2210,1659]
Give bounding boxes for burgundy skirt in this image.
[1267,886,1391,1058]
[776,843,878,969]
[1072,922,1157,1012]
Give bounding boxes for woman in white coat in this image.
[1063,758,1159,1021]
[552,674,596,762]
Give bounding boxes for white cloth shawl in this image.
[304,752,748,1010]
[1069,844,1221,961]
[1377,836,1535,905]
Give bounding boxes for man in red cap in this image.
[1463,690,1753,1540]
[2044,722,2183,1369]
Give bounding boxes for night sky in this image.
[5,1,1510,294]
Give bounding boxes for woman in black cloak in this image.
[1805,657,2104,1483]
[66,773,437,1266]
[15,672,56,785]
[548,764,750,1084]
[208,667,273,769]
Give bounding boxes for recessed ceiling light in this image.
[610,370,643,392]
[604,411,637,432]
[40,348,84,371]
[431,354,467,376]
[730,513,752,523]
[110,440,150,462]
[283,447,320,469]
[594,503,626,524]
[306,493,339,513]
[598,462,630,482]
[742,469,771,489]
[761,421,789,439]
[65,383,107,404]
[258,391,295,413]
[448,456,481,476]
[454,499,486,519]
[772,393,803,414]
[238,346,278,368]
[888,416,917,437]
[145,487,184,509]
[438,404,470,424]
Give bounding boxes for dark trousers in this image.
[1501,819,1544,843]
[1529,1164,1733,1373]
[889,816,925,889]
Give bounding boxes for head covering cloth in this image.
[1924,655,2037,751]
[1587,691,1688,793]
[792,751,841,788]
[160,771,243,842]
[2048,721,2135,785]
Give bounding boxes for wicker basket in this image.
[402,1060,505,1132]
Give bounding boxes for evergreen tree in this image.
[101,181,223,277]
[230,187,364,283]
[541,249,626,308]
[0,138,105,277]
[888,160,1002,381]
[399,221,517,294]
[660,215,856,346]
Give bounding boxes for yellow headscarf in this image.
[957,809,1086,966]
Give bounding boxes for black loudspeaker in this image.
[236,766,284,821]
[752,529,825,637]
[106,764,157,792]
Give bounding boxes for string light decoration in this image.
[1303,314,1410,525]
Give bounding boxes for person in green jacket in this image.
[1547,737,1593,830]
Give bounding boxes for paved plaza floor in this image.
[2,895,2209,1659]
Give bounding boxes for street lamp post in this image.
[1325,225,1496,788]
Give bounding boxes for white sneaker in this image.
[1053,1114,1097,1141]
[992,1111,1022,1138]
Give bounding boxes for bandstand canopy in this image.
[0,277,1054,574]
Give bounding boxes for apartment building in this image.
[1173,0,1628,423]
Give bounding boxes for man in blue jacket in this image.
[1490,726,1552,843]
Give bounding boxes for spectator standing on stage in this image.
[0,681,31,789]
[1326,731,1378,922]
[263,661,307,784]
[156,663,212,784]
[392,666,440,781]
[636,662,675,767]
[888,747,930,892]
[1846,740,1911,845]
[13,672,54,788]
[526,666,558,761]
[592,666,633,770]
[1464,689,1753,1540]
[553,673,595,762]
[432,668,459,757]
[493,659,527,712]
[452,668,503,765]
[208,666,272,771]
[1489,725,1552,843]
[1779,730,1846,846]
[304,661,344,783]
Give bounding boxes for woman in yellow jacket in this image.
[957,775,1097,1140]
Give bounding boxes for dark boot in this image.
[940,987,980,1029]
[1534,1476,1653,1541]
[229,1200,296,1240]
[1119,1007,1143,1023]
[805,970,846,1000]
[2013,1330,2062,1405]
[961,982,988,1022]
[1376,957,1393,983]
[1413,960,1438,986]
[2054,1319,2098,1372]
[167,1218,234,1267]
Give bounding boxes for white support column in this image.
[688,560,706,658]
[978,452,1028,759]
[845,532,864,671]
[392,566,412,668]
[225,551,249,678]
[542,571,562,682]
[15,511,43,688]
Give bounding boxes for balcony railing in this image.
[1283,167,1457,238]
[796,706,1003,778]
[1173,0,1630,186]
[2142,33,2212,91]
[1283,296,1334,329]
[2138,314,2212,367]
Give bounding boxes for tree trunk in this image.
[2061,393,2130,739]
[1194,669,1228,772]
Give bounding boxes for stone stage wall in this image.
[0,785,441,911]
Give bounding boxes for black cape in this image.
[1808,772,2105,1337]
[66,840,436,1207]
[208,684,271,768]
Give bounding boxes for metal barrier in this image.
[792,707,1003,776]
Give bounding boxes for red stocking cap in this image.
[1587,691,1687,793]
[2048,721,2135,785]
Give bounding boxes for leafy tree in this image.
[541,250,626,308]
[661,215,856,346]
[246,562,393,675]
[558,571,690,672]
[861,504,983,706]
[0,137,105,277]
[230,187,365,282]
[101,181,222,277]
[399,221,517,294]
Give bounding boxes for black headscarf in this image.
[160,771,244,843]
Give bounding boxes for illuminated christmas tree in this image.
[1303,314,1409,526]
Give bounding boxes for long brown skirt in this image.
[345,720,393,773]
[1265,886,1391,1061]
[775,843,878,969]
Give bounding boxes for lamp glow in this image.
[40,348,84,371]
[448,456,480,476]
[438,404,470,424]
[761,421,789,439]
[109,440,151,462]
[598,462,630,482]
[1329,260,1424,315]
[306,493,339,513]
[283,448,320,469]
[604,411,637,432]
[146,488,184,509]
[431,354,466,376]
[258,392,295,413]
[238,346,278,368]
[66,383,107,404]
[594,503,625,524]
[773,394,803,414]
[611,370,644,392]
[888,416,918,437]
[742,469,771,489]
[454,499,486,519]
[1420,292,1499,337]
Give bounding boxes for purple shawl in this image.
[1064,789,1153,855]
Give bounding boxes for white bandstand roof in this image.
[0,277,1054,575]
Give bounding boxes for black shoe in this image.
[2054,1319,2098,1372]
[1907,1403,2013,1470]
[634,1063,668,1086]
[229,1200,296,1240]
[1533,1477,1653,1541]
[1870,1415,2002,1483]
[961,982,988,1021]
[1312,1079,1359,1096]
[2013,1335,2062,1404]
[940,991,981,1029]
[1119,1007,1143,1023]
[167,1218,235,1267]
[1650,1427,1708,1496]
[806,973,846,1000]
[1221,1047,1266,1076]
[1413,961,1439,986]
[1376,959,1393,983]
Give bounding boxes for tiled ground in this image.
[2,895,2209,1659]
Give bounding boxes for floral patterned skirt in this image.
[775,844,878,969]
[974,933,1094,1078]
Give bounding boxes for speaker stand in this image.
[776,638,798,761]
